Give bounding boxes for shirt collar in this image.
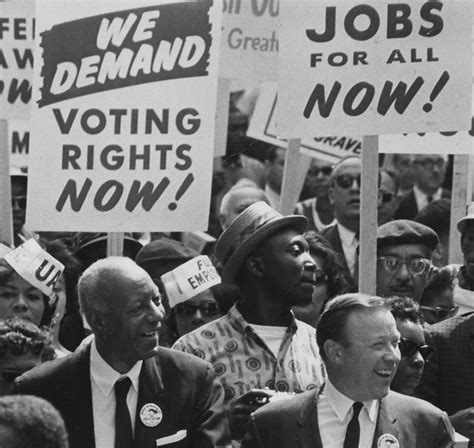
[323,378,378,423]
[90,340,142,397]
[230,304,298,334]
[336,222,358,247]
[413,185,442,204]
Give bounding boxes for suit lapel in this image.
[371,398,399,448]
[295,390,323,448]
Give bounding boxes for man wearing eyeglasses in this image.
[376,220,439,302]
[394,154,450,221]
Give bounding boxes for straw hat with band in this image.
[457,202,474,234]
[215,201,307,284]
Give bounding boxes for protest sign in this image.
[277,1,472,137]
[8,119,29,170]
[161,255,220,308]
[248,83,361,164]
[0,1,34,119]
[4,239,64,295]
[26,1,221,232]
[220,0,278,81]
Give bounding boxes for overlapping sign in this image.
[277,1,472,137]
[0,1,34,119]
[26,0,222,232]
[8,119,29,170]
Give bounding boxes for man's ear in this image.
[324,339,344,364]
[88,311,106,335]
[246,256,264,278]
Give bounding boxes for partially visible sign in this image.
[248,83,360,163]
[277,1,472,137]
[161,255,220,308]
[0,2,34,119]
[26,1,221,232]
[4,239,64,295]
[220,0,278,81]
[8,119,29,170]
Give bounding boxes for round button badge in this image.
[140,403,163,427]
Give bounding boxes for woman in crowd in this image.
[388,296,435,396]
[0,317,54,395]
[292,231,353,327]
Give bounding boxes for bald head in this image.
[219,185,269,230]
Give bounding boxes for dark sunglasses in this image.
[11,196,27,209]
[0,370,24,383]
[398,338,435,362]
[174,302,221,316]
[308,166,333,177]
[420,306,458,319]
[378,191,395,204]
[334,173,361,189]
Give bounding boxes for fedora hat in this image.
[215,201,307,284]
[457,202,474,233]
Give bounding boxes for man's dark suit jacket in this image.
[415,313,474,417]
[394,188,451,221]
[242,389,454,448]
[14,344,230,448]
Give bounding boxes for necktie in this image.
[427,195,433,203]
[343,402,363,448]
[115,377,133,448]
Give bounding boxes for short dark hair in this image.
[0,395,69,448]
[316,293,388,359]
[387,296,422,324]
[420,268,454,306]
[414,198,451,239]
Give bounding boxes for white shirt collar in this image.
[413,185,442,206]
[336,222,358,247]
[323,378,378,423]
[90,340,142,397]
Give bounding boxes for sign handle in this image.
[448,155,471,264]
[279,139,311,215]
[0,120,14,247]
[359,135,379,295]
[107,232,124,257]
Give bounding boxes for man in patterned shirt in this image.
[173,201,325,441]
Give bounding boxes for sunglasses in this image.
[378,191,396,204]
[398,338,435,362]
[377,256,430,276]
[11,196,27,209]
[334,173,361,189]
[0,370,24,383]
[174,302,221,316]
[420,305,458,319]
[308,166,333,177]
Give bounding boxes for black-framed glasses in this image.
[174,302,221,316]
[378,191,396,204]
[334,173,361,189]
[308,166,333,177]
[420,305,458,319]
[413,158,445,171]
[377,256,430,276]
[398,338,435,362]
[11,196,27,209]
[0,370,24,383]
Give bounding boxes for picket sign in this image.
[107,232,124,257]
[0,121,14,246]
[278,139,311,216]
[359,136,379,295]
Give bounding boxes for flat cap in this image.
[377,219,439,251]
[457,202,474,234]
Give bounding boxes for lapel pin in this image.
[378,434,400,448]
[140,403,163,427]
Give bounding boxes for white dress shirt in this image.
[90,341,143,448]
[317,379,378,448]
[336,222,359,276]
[413,185,442,212]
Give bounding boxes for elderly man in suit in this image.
[242,293,454,448]
[14,257,229,448]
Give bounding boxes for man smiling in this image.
[14,257,229,448]
[242,294,454,448]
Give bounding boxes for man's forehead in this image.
[378,243,430,258]
[332,158,361,176]
[345,308,397,337]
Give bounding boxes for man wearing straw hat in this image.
[173,201,325,440]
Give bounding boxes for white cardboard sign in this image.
[248,83,361,164]
[26,1,221,232]
[0,2,34,119]
[4,239,64,296]
[161,255,220,308]
[220,0,278,81]
[277,1,472,138]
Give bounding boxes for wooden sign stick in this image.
[0,120,14,246]
[107,232,124,257]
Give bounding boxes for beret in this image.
[377,219,439,251]
[135,238,198,265]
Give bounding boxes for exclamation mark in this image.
[423,71,449,112]
[168,173,195,211]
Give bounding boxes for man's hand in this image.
[229,389,275,441]
[449,407,474,439]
